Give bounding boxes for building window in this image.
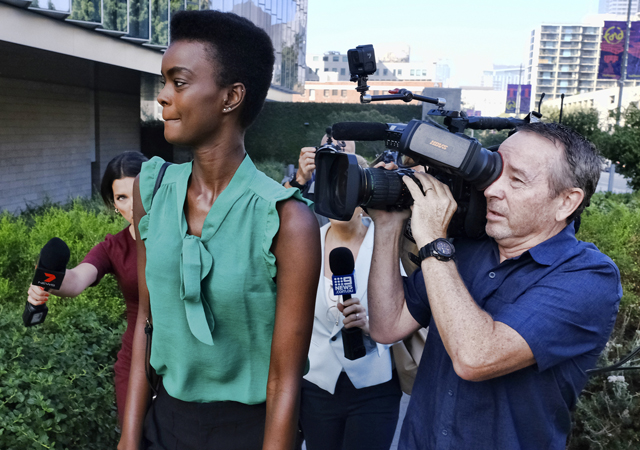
[332,68,337,72]
[315,68,319,74]
[341,90,347,97]
[398,69,402,75]
[422,70,427,76]
[333,56,339,61]
[323,56,328,61]
[332,89,338,96]
[410,69,415,76]
[340,68,346,75]
[393,69,396,75]
[384,69,388,75]
[324,68,329,72]
[342,56,348,62]
[313,56,319,61]
[324,89,330,97]
[610,95,616,104]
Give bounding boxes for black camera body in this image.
[313,44,540,239]
[347,44,377,79]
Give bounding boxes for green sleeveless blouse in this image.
[138,155,310,403]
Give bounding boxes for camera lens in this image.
[360,168,413,210]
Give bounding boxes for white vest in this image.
[303,220,401,394]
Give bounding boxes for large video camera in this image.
[314,44,541,238]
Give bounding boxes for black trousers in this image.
[299,371,402,450]
[143,384,266,450]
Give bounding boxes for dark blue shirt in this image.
[401,223,621,450]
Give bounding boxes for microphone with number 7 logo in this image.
[23,237,70,327]
[329,247,366,360]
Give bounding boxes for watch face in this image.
[435,240,453,257]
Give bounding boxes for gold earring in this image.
[115,208,119,214]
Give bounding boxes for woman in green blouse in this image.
[118,11,320,450]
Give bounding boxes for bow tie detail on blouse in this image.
[180,235,215,346]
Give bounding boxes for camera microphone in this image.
[329,247,366,361]
[23,237,70,327]
[332,122,389,141]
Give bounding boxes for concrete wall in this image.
[0,77,93,213]
[96,90,142,182]
[0,76,141,213]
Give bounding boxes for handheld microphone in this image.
[23,237,70,327]
[329,247,366,361]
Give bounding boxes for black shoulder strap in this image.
[152,161,172,201]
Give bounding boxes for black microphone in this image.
[331,122,388,141]
[23,237,70,327]
[329,247,366,361]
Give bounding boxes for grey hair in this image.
[514,122,601,224]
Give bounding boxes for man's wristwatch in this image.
[289,177,305,189]
[418,238,455,262]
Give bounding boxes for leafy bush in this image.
[568,192,640,449]
[0,199,126,449]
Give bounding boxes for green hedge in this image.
[2,191,640,449]
[0,201,126,449]
[568,192,640,449]
[245,102,422,164]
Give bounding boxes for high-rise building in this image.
[599,0,640,15]
[525,21,639,108]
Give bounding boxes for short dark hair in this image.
[100,152,148,207]
[170,10,275,129]
[514,122,601,223]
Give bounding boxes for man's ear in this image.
[556,188,584,222]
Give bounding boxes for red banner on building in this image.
[598,21,627,80]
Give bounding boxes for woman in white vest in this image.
[299,155,403,450]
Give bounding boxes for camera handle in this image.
[351,74,446,109]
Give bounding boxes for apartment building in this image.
[526,23,624,108]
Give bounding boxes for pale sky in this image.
[306,0,601,86]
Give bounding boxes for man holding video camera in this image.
[366,122,622,450]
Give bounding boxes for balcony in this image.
[559,57,579,64]
[583,35,598,42]
[582,50,597,57]
[541,33,559,41]
[539,57,557,64]
[538,71,555,79]
[557,72,577,79]
[579,65,595,73]
[562,35,582,41]
[540,49,558,57]
[581,57,597,65]
[539,63,555,71]
[539,79,554,86]
[560,42,581,49]
[542,26,560,33]
[582,42,597,50]
[562,27,582,33]
[583,27,599,34]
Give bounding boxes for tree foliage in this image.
[598,105,640,191]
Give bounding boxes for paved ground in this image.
[597,169,633,194]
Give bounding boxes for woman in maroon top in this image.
[26,151,148,424]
